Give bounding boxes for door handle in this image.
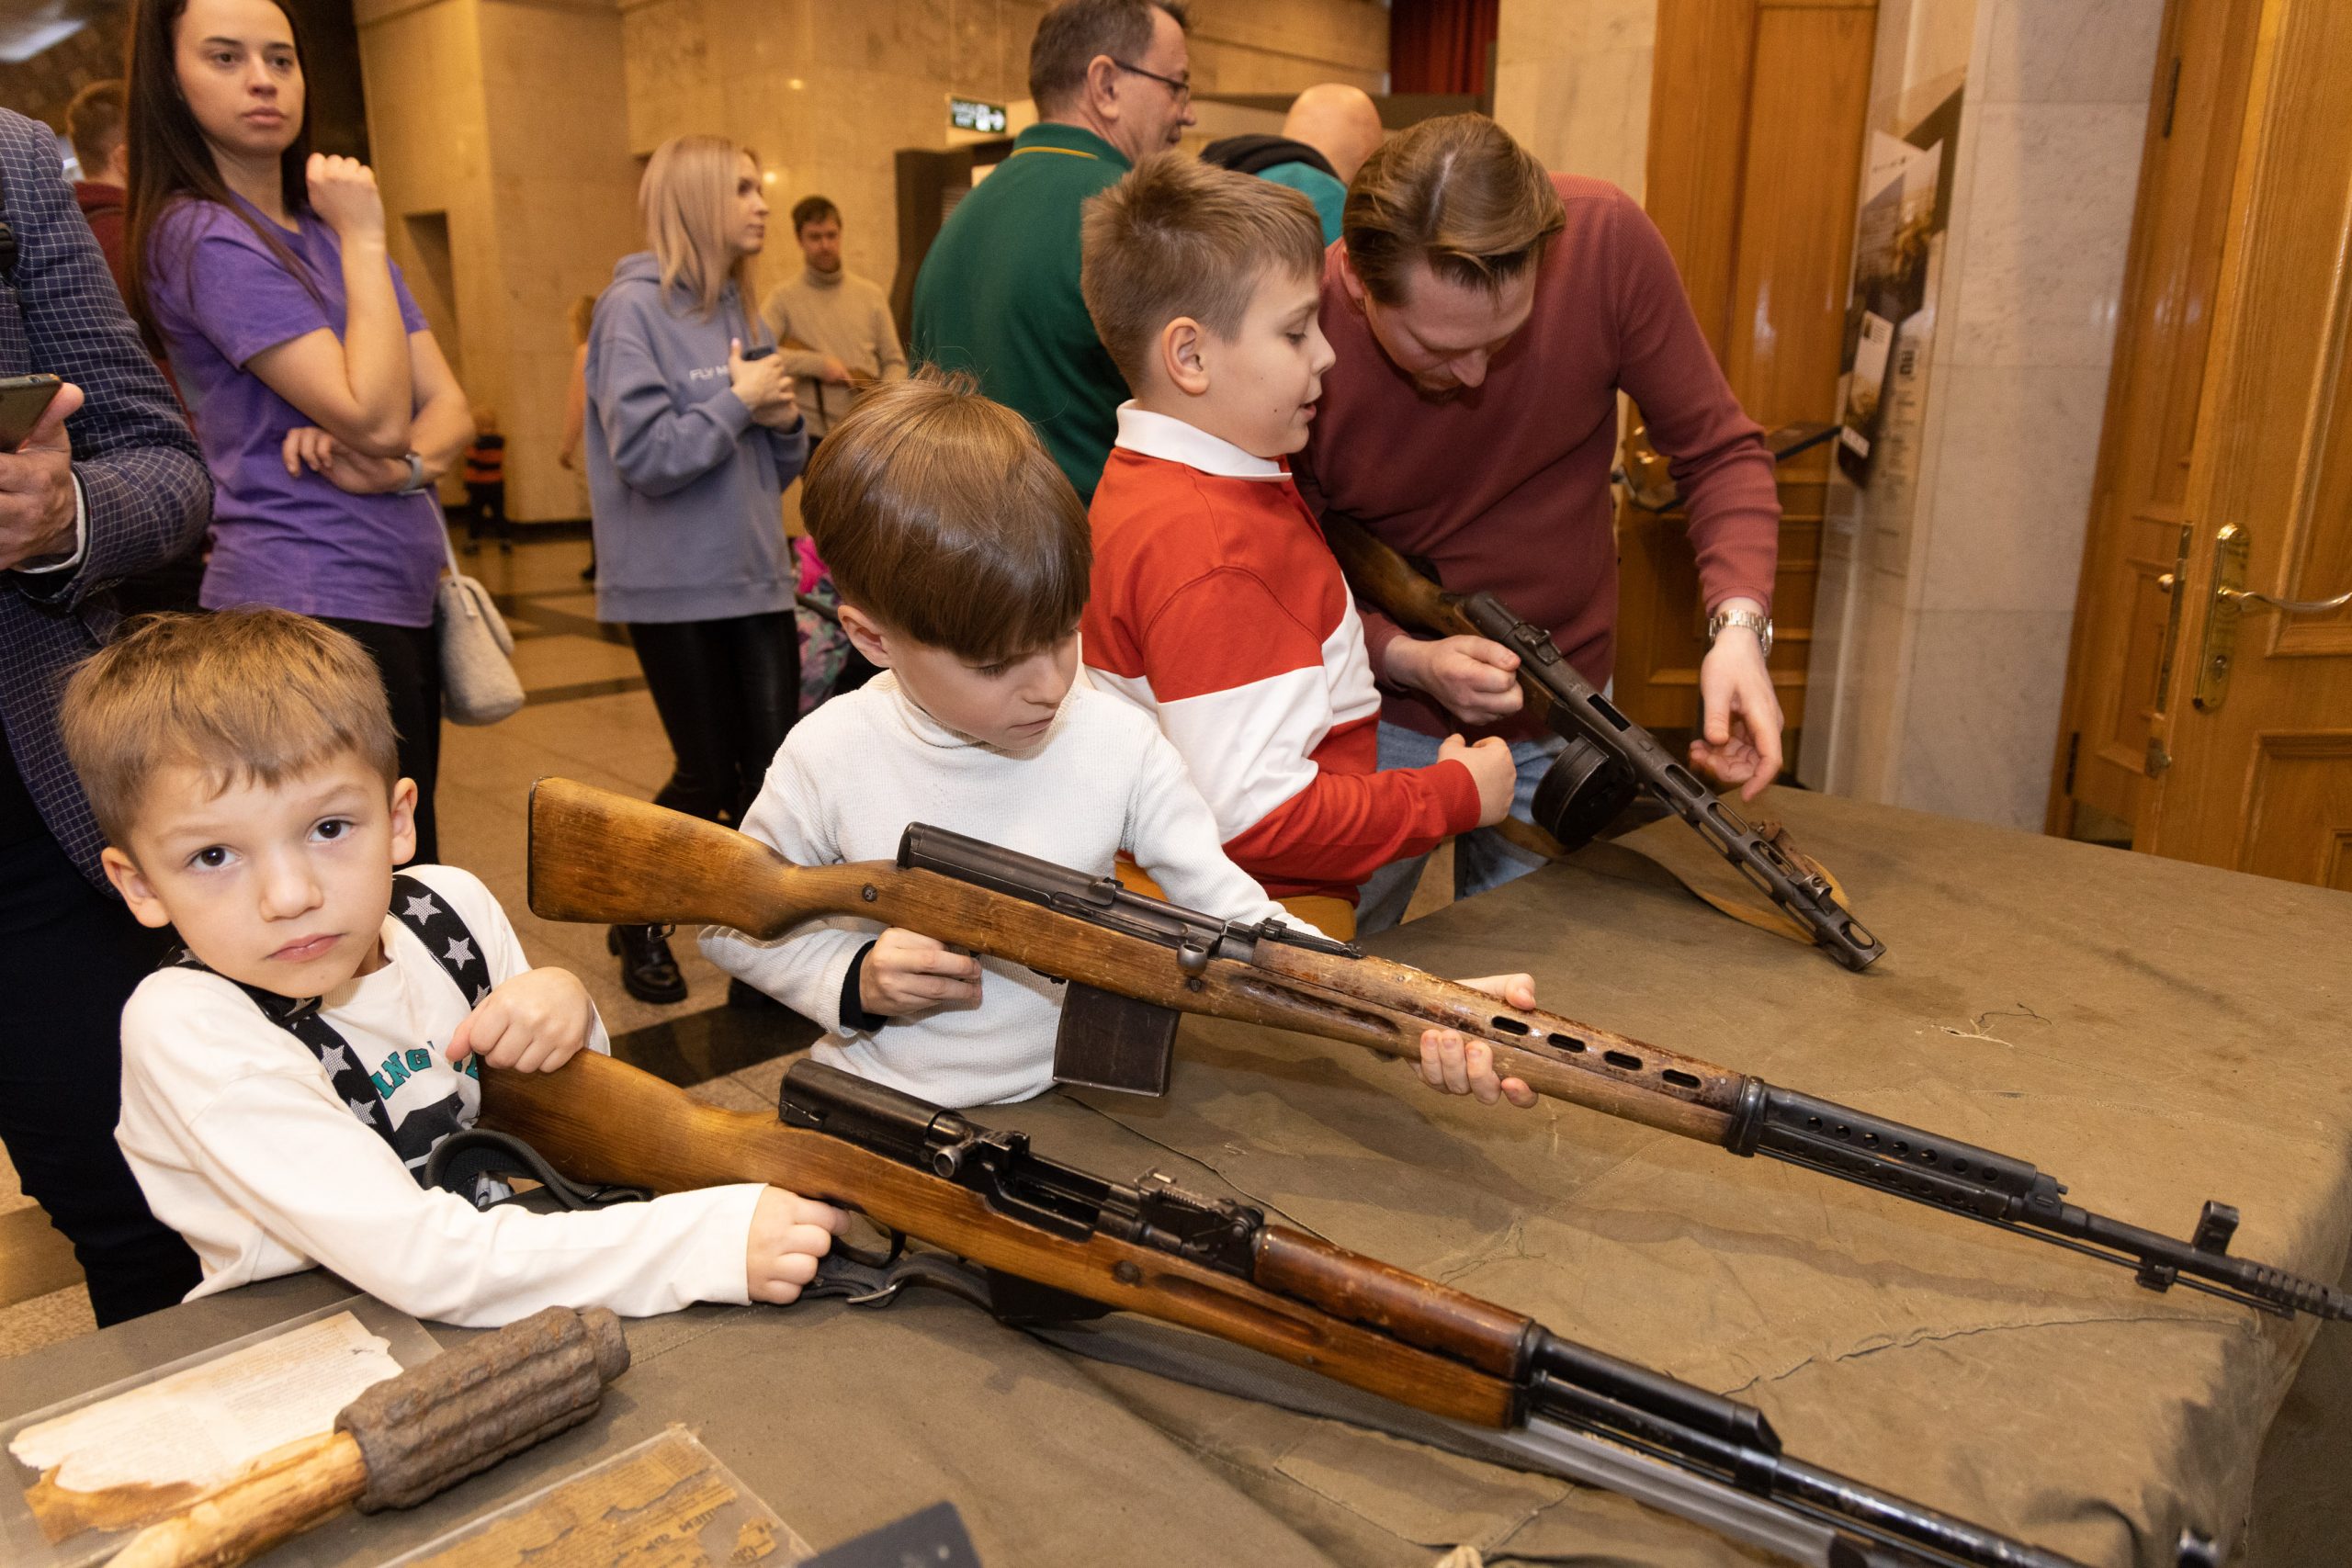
[2216,582,2352,615]
[2153,524,2347,712]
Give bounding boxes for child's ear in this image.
[1159,318,1210,398]
[388,778,420,867]
[101,847,175,931]
[836,604,894,668]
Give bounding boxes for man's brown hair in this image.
[1341,113,1566,306]
[1080,152,1325,390]
[791,195,840,233]
[802,370,1091,662]
[60,610,399,846]
[66,80,128,175]
[1029,0,1189,115]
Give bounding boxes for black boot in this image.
[608,923,686,1004]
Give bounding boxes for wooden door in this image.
[2047,0,2262,840]
[1614,0,1878,744]
[2133,0,2352,885]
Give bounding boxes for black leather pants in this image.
[629,612,799,825]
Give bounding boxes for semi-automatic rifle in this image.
[1319,512,1885,972]
[526,776,2352,1325]
[459,1048,2194,1568]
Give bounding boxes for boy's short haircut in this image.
[801,369,1091,662]
[61,609,400,845]
[1080,152,1325,390]
[791,196,841,233]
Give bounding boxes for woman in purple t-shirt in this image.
[124,0,474,863]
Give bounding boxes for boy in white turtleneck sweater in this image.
[703,372,1542,1110]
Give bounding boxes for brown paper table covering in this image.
[6,788,2346,1566]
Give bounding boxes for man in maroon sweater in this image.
[1293,114,1781,931]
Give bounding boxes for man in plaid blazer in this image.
[1,107,210,1324]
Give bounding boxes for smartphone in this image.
[741,345,775,361]
[0,373,63,452]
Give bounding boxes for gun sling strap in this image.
[1491,812,1861,950]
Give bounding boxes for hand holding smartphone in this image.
[0,374,63,453]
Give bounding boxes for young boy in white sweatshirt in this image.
[703,371,1539,1110]
[60,609,844,1326]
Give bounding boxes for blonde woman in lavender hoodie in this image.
[586,135,807,1005]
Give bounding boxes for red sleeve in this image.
[1605,189,1779,615]
[1136,570,1482,889]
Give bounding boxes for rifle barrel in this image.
[524,778,2352,1325]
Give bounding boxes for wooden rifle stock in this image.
[526,779,1742,1143]
[1321,515,1544,705]
[477,1050,1521,1426]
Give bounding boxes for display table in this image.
[8,789,2347,1567]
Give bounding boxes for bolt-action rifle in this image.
[1319,512,1885,972]
[467,1048,2190,1568]
[525,777,2352,1326]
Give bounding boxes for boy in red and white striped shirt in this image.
[1078,153,1515,938]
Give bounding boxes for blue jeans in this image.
[1356,721,1566,935]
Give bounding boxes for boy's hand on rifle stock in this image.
[1417,974,1539,1108]
[446,967,595,1075]
[746,1188,849,1304]
[1439,732,1519,827]
[859,928,983,1016]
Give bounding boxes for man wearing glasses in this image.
[913,0,1196,502]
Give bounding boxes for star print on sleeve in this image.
[346,1098,377,1123]
[318,1043,351,1076]
[403,891,444,923]
[444,937,475,966]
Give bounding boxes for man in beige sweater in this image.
[760,197,909,440]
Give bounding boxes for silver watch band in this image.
[397,451,426,494]
[1708,607,1773,658]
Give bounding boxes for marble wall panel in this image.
[1892,607,2075,829]
[1805,0,2161,825]
[1491,0,1653,197]
[1946,101,2145,369]
[1977,0,2165,106]
[1917,363,2111,614]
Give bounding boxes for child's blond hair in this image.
[1080,152,1325,390]
[61,610,398,845]
[800,370,1091,663]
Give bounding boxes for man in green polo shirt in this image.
[912,0,1196,502]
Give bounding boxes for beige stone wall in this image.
[358,0,1382,519]
[358,0,639,523]
[1492,0,1654,199]
[1800,0,2166,829]
[616,0,1387,302]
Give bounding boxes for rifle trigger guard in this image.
[807,1235,998,1313]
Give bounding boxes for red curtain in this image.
[1389,0,1499,96]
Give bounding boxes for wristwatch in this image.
[396,451,427,494]
[1707,607,1773,658]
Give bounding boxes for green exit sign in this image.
[950,97,1008,134]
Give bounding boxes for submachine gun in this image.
[1319,512,1884,972]
[526,778,2352,1326]
[458,1048,2224,1568]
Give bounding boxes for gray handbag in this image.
[435,528,525,725]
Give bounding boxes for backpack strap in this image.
[164,873,500,1186]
